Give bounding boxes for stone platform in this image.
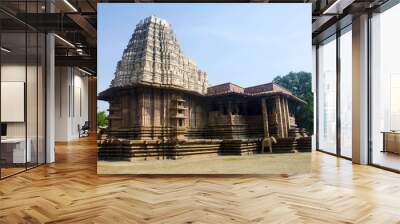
[98,137,311,161]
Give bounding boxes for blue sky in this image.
[98,3,312,112]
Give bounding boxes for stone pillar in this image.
[261,98,270,138]
[274,96,284,138]
[282,97,290,137]
[285,98,290,130]
[280,97,288,138]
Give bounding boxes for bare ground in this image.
[98,153,311,175]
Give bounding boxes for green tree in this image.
[273,71,313,134]
[97,111,108,127]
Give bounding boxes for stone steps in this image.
[98,137,311,161]
[99,139,261,161]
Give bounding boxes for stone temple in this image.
[98,16,311,161]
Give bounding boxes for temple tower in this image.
[109,16,208,95]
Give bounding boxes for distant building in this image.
[98,16,311,161]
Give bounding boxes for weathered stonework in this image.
[98,16,311,161]
[110,16,208,95]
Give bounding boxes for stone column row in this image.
[216,100,248,115]
[273,96,291,138]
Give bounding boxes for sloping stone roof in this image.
[206,82,305,104]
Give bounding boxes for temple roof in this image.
[206,82,305,104]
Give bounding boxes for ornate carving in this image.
[110,16,208,95]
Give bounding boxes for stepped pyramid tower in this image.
[110,16,208,95]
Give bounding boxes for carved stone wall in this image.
[107,87,208,139]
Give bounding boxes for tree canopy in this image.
[273,71,313,134]
[97,111,108,128]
